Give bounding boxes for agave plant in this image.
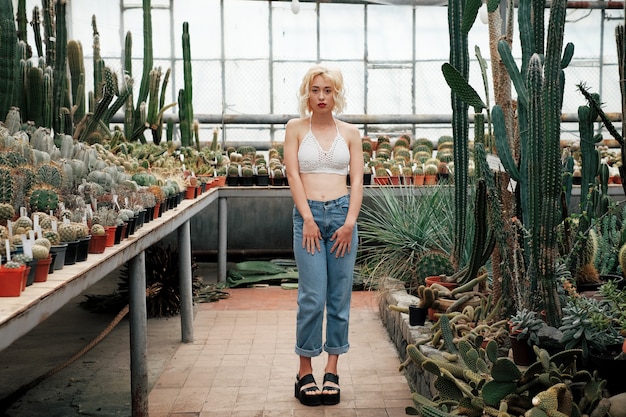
[358,185,473,288]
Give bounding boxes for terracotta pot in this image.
[34,256,52,283]
[389,176,401,185]
[413,175,425,186]
[424,275,458,290]
[0,265,26,296]
[185,186,197,199]
[374,177,390,185]
[424,175,438,185]
[89,234,108,254]
[105,227,117,247]
[213,176,226,187]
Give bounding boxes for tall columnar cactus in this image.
[52,0,68,134]
[0,17,17,120]
[129,0,153,144]
[179,21,195,148]
[0,166,14,204]
[447,0,469,270]
[26,63,44,127]
[68,39,85,124]
[492,0,572,325]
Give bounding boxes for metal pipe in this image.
[129,252,148,417]
[141,111,622,125]
[178,220,194,343]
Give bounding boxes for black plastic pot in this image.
[589,344,626,395]
[409,305,428,326]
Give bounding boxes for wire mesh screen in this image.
[95,0,625,146]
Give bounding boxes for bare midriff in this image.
[300,173,348,202]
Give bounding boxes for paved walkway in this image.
[148,286,414,417]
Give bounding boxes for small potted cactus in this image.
[0,260,26,297]
[88,223,108,254]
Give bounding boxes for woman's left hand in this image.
[330,224,353,258]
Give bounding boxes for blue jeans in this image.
[293,194,358,357]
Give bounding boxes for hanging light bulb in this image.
[479,3,489,25]
[291,0,300,14]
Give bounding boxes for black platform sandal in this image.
[322,372,340,405]
[294,374,322,406]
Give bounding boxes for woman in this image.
[284,64,363,406]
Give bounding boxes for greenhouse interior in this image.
[1,0,626,416]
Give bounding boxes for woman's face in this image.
[309,75,335,114]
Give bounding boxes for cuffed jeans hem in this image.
[324,343,350,355]
[295,345,323,358]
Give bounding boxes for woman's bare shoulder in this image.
[286,117,308,130]
[337,120,361,140]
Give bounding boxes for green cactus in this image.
[52,0,68,134]
[491,0,571,325]
[0,202,15,224]
[57,222,77,242]
[0,165,14,204]
[179,21,195,148]
[67,39,85,124]
[31,243,49,260]
[43,229,60,246]
[28,185,59,213]
[36,164,64,190]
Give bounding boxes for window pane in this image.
[367,67,413,114]
[174,0,221,59]
[224,2,269,59]
[225,60,270,114]
[319,4,364,61]
[367,5,413,61]
[272,2,317,61]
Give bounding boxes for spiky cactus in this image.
[28,185,59,213]
[57,222,77,242]
[43,229,60,246]
[491,0,572,324]
[31,243,49,260]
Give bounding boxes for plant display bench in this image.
[0,188,219,417]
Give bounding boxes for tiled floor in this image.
[147,286,414,417]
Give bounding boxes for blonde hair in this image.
[297,65,346,117]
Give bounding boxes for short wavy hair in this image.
[297,65,346,117]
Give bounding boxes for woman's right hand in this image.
[302,218,321,254]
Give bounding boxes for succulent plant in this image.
[11,253,32,265]
[31,243,49,260]
[508,308,545,346]
[43,230,61,246]
[0,202,15,224]
[57,223,77,242]
[13,216,33,233]
[3,260,23,269]
[28,185,60,213]
[91,223,106,236]
[34,237,51,250]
